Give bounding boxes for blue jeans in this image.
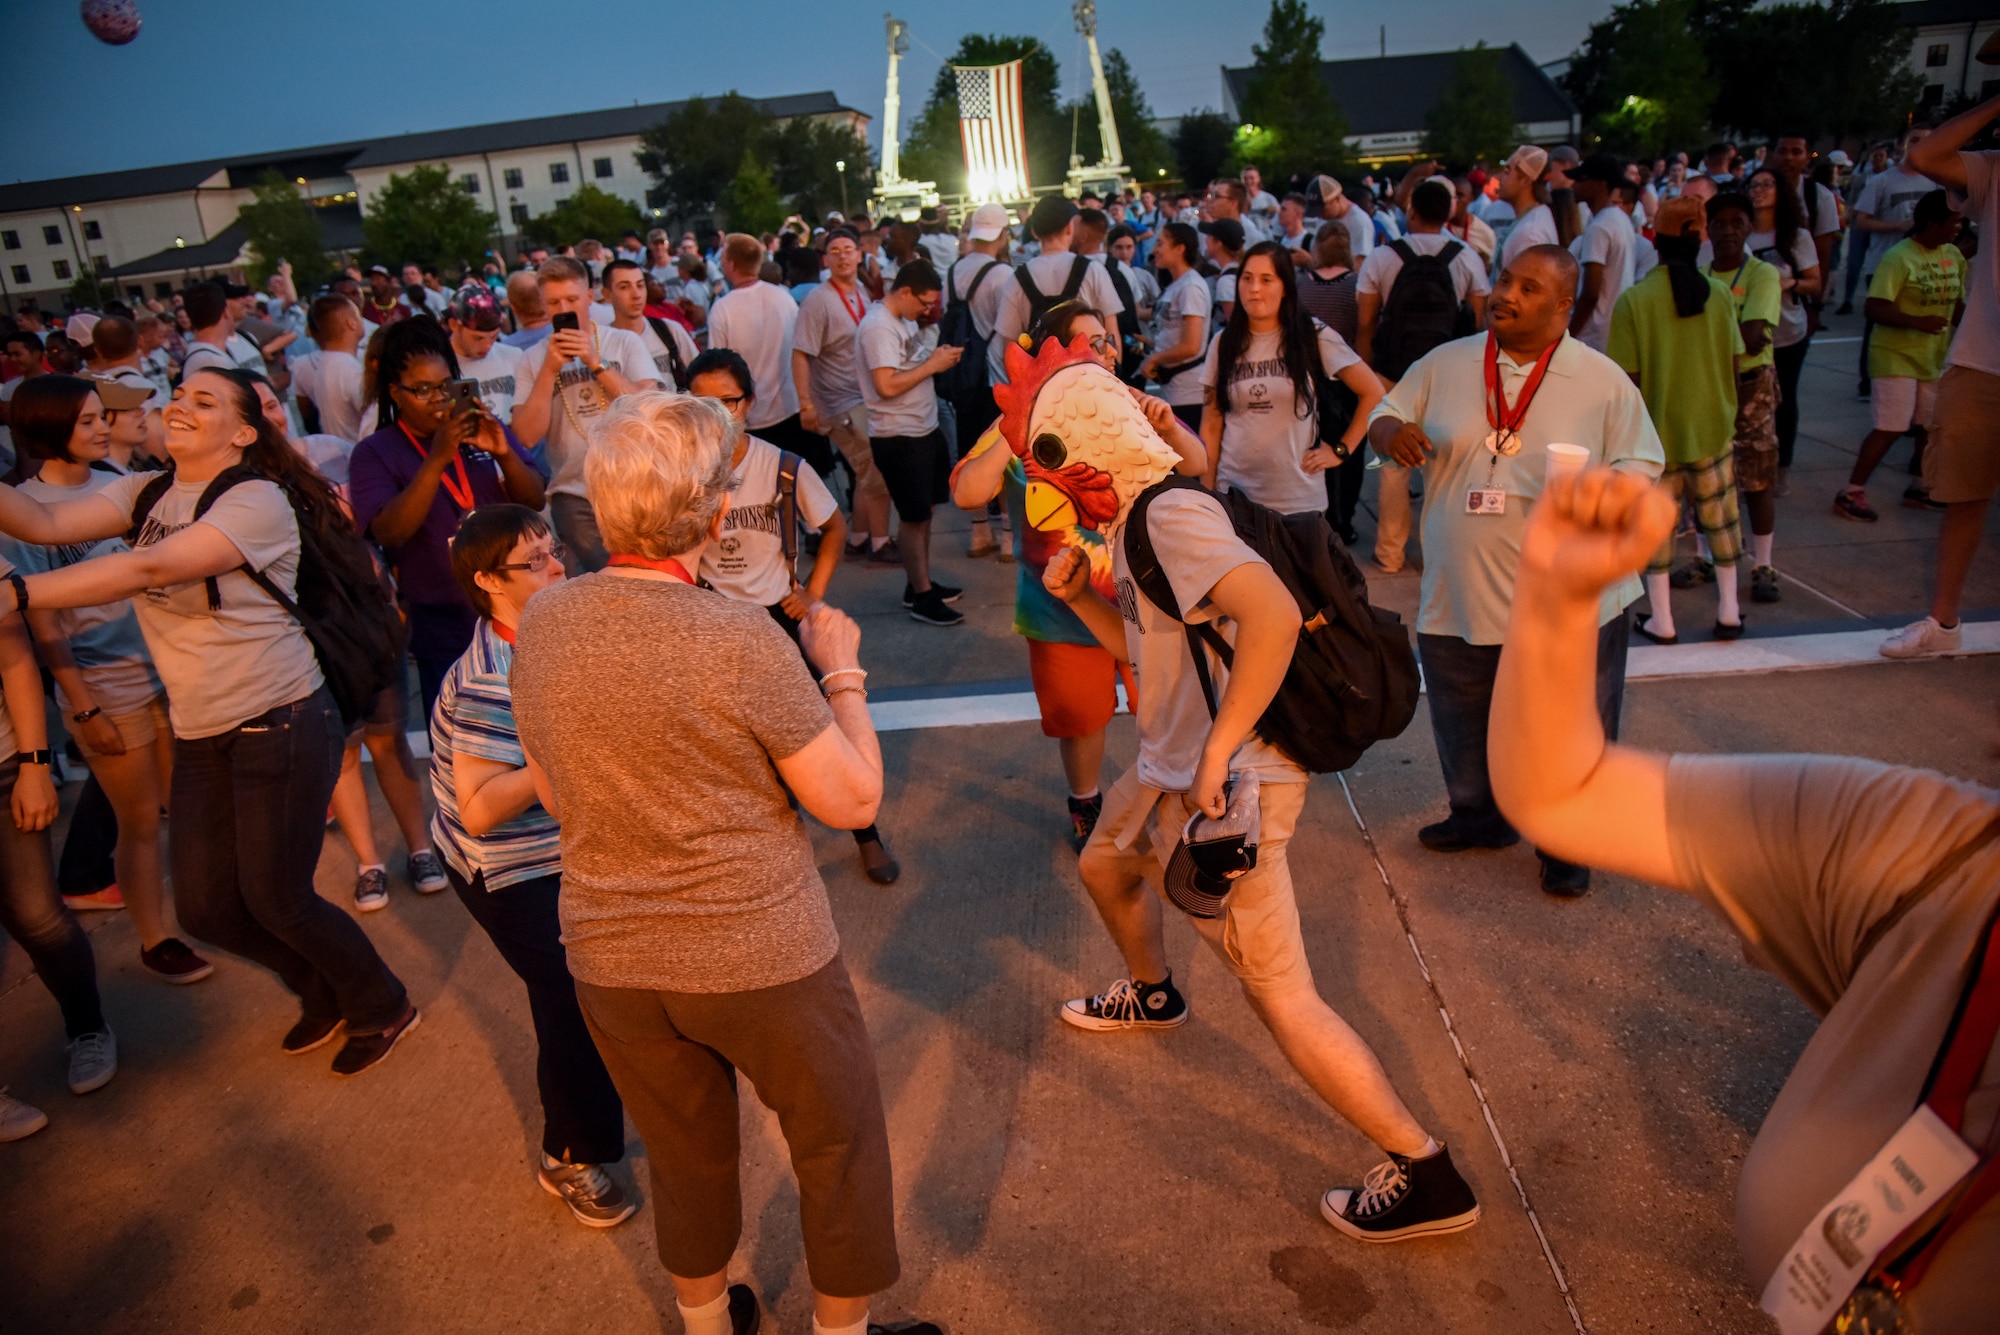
[0,760,102,1039]
[171,687,408,1031]
[1418,614,1630,841]
[449,866,625,1164]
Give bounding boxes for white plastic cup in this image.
[1545,442,1591,481]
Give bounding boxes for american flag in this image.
[956,60,1030,200]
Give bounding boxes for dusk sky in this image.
[11,0,1619,184]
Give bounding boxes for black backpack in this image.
[1374,239,1474,381]
[1101,259,1145,384]
[644,315,691,392]
[1122,476,1419,774]
[937,258,1000,398]
[127,465,405,729]
[1015,255,1090,341]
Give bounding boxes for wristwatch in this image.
[15,749,52,766]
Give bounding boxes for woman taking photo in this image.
[0,375,209,983]
[1138,221,1212,430]
[429,504,632,1230]
[509,391,942,1335]
[0,367,415,1077]
[1743,165,1823,487]
[1199,241,1386,523]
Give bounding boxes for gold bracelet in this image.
[825,684,867,701]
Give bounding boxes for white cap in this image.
[967,202,1012,242]
[65,312,100,346]
[1827,149,1853,167]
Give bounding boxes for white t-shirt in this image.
[1855,164,1937,271]
[1572,206,1637,352]
[1356,232,1492,306]
[1798,177,1842,238]
[856,303,940,438]
[948,256,1007,342]
[989,252,1128,383]
[98,470,324,738]
[631,318,698,392]
[707,281,801,430]
[1151,270,1214,407]
[699,436,839,605]
[456,342,527,424]
[1199,324,1362,514]
[298,349,367,442]
[1631,231,1659,282]
[1334,206,1374,261]
[918,232,959,273]
[1112,489,1305,792]
[1213,265,1240,313]
[179,340,238,378]
[518,322,660,497]
[792,282,872,420]
[225,331,266,373]
[1498,203,1558,271]
[1947,151,2000,376]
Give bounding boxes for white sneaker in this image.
[1880,616,1962,660]
[67,1029,117,1095]
[1,1088,48,1141]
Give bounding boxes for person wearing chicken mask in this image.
[1025,333,1481,1246]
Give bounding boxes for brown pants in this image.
[575,955,899,1297]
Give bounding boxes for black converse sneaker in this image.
[1320,1142,1480,1243]
[1060,976,1188,1031]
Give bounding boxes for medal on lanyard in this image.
[1469,333,1561,516]
[399,421,475,512]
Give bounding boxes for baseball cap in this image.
[450,283,505,331]
[1162,782,1262,919]
[1504,145,1549,180]
[1827,149,1854,167]
[366,264,392,277]
[967,202,1012,242]
[84,372,151,411]
[1027,194,1079,238]
[1198,217,1245,252]
[1549,145,1582,168]
[1574,153,1627,185]
[65,312,100,346]
[1308,174,1345,210]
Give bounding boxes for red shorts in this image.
[1026,638,1132,739]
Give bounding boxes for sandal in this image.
[1635,618,1679,646]
[1713,619,1746,641]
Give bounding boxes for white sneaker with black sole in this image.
[1321,1142,1480,1243]
[1060,976,1188,1031]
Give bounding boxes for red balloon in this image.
[81,0,142,46]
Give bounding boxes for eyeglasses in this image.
[705,393,749,410]
[493,542,565,573]
[1085,336,1116,356]
[392,380,451,400]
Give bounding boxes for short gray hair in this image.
[586,391,734,560]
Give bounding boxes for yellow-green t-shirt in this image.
[1607,267,1744,468]
[1704,255,1783,372]
[1867,239,1966,382]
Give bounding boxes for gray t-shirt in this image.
[509,573,839,994]
[1110,490,1304,792]
[518,322,659,498]
[97,470,323,738]
[989,252,1128,383]
[793,281,872,420]
[857,303,940,439]
[1665,753,2000,1333]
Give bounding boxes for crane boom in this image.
[882,14,908,186]
[1074,0,1123,170]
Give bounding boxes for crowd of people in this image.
[0,89,1996,1335]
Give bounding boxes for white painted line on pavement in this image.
[1812,336,1862,344]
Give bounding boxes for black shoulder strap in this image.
[1122,475,1242,723]
[1439,240,1465,266]
[964,256,1000,301]
[188,465,267,611]
[776,450,801,571]
[126,470,177,545]
[1014,262,1046,306]
[1059,255,1089,302]
[1389,238,1417,267]
[645,315,689,391]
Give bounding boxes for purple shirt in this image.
[349,422,517,659]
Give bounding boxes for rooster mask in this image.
[977,334,1181,597]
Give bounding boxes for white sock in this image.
[676,1290,733,1335]
[1643,572,1676,638]
[870,535,891,551]
[1409,1135,1441,1159]
[846,534,869,550]
[360,862,385,874]
[1751,533,1774,569]
[1716,566,1741,624]
[1069,787,1100,802]
[812,1315,869,1335]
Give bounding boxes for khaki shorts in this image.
[824,403,890,509]
[1924,365,2000,504]
[63,694,171,760]
[1079,766,1313,999]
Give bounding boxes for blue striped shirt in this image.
[429,620,560,890]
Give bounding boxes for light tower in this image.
[869,14,939,221]
[1066,0,1132,200]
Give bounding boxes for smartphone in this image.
[550,311,580,333]
[447,379,480,414]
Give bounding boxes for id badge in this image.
[1465,489,1507,516]
[1759,1104,1977,1335]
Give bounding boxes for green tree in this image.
[1706,0,1922,143]
[721,151,786,235]
[527,183,644,249]
[1561,0,1715,156]
[237,170,328,286]
[1072,48,1173,180]
[636,93,774,221]
[1421,44,1519,170]
[1172,111,1236,190]
[1234,0,1349,180]
[900,35,1067,193]
[362,163,497,277]
[764,115,874,224]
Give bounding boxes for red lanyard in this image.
[1483,331,1561,437]
[607,553,696,584]
[398,421,475,512]
[834,282,867,326]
